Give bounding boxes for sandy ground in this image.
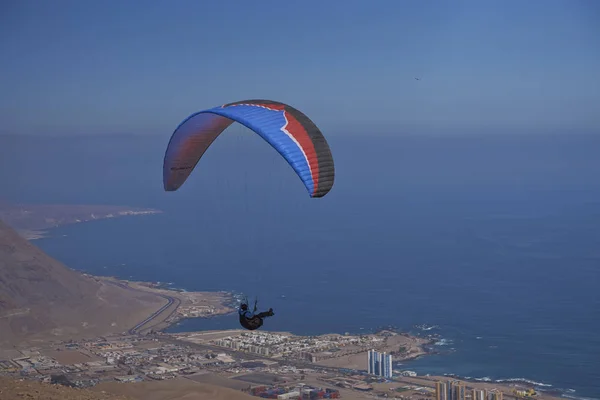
[0,349,22,359]
[0,219,171,347]
[98,278,234,334]
[316,351,369,370]
[173,330,248,344]
[0,278,167,347]
[187,372,252,390]
[94,377,255,400]
[302,374,375,400]
[1,274,234,347]
[45,349,102,365]
[63,279,168,338]
[97,370,367,400]
[0,376,132,400]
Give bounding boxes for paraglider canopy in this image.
[163,99,335,198]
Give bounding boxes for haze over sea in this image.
[2,132,599,398]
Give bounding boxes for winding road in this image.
[105,279,181,335]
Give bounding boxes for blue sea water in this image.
[3,132,600,398]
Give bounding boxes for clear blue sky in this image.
[1,0,599,136]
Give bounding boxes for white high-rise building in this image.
[381,352,393,378]
[368,349,377,375]
[367,349,393,378]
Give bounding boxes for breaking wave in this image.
[494,378,552,387]
[444,374,552,388]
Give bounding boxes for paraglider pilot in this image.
[238,299,274,331]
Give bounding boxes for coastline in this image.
[369,375,573,400]
[4,204,594,399]
[17,229,48,240]
[0,203,238,341]
[95,276,237,335]
[0,202,163,241]
[170,326,435,374]
[312,330,433,369]
[114,280,433,370]
[2,271,587,400]
[32,273,594,400]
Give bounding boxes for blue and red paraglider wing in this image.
[163,99,334,198]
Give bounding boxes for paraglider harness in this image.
[239,297,272,331]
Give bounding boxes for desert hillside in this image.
[94,377,256,400]
[0,376,256,400]
[0,376,133,400]
[0,219,164,345]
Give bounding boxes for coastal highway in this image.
[105,280,181,335]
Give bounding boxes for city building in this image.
[367,349,393,378]
[488,390,503,400]
[436,381,448,400]
[445,380,466,400]
[438,380,502,400]
[453,382,466,400]
[368,350,376,376]
[473,389,487,400]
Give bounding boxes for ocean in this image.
[3,132,600,398]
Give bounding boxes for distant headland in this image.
[0,202,162,240]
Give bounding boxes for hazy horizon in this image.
[2,0,600,137]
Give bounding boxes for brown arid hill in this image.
[0,376,256,400]
[0,376,133,400]
[0,219,165,346]
[93,377,256,400]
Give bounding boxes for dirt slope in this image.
[0,377,132,400]
[94,377,256,400]
[0,219,164,345]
